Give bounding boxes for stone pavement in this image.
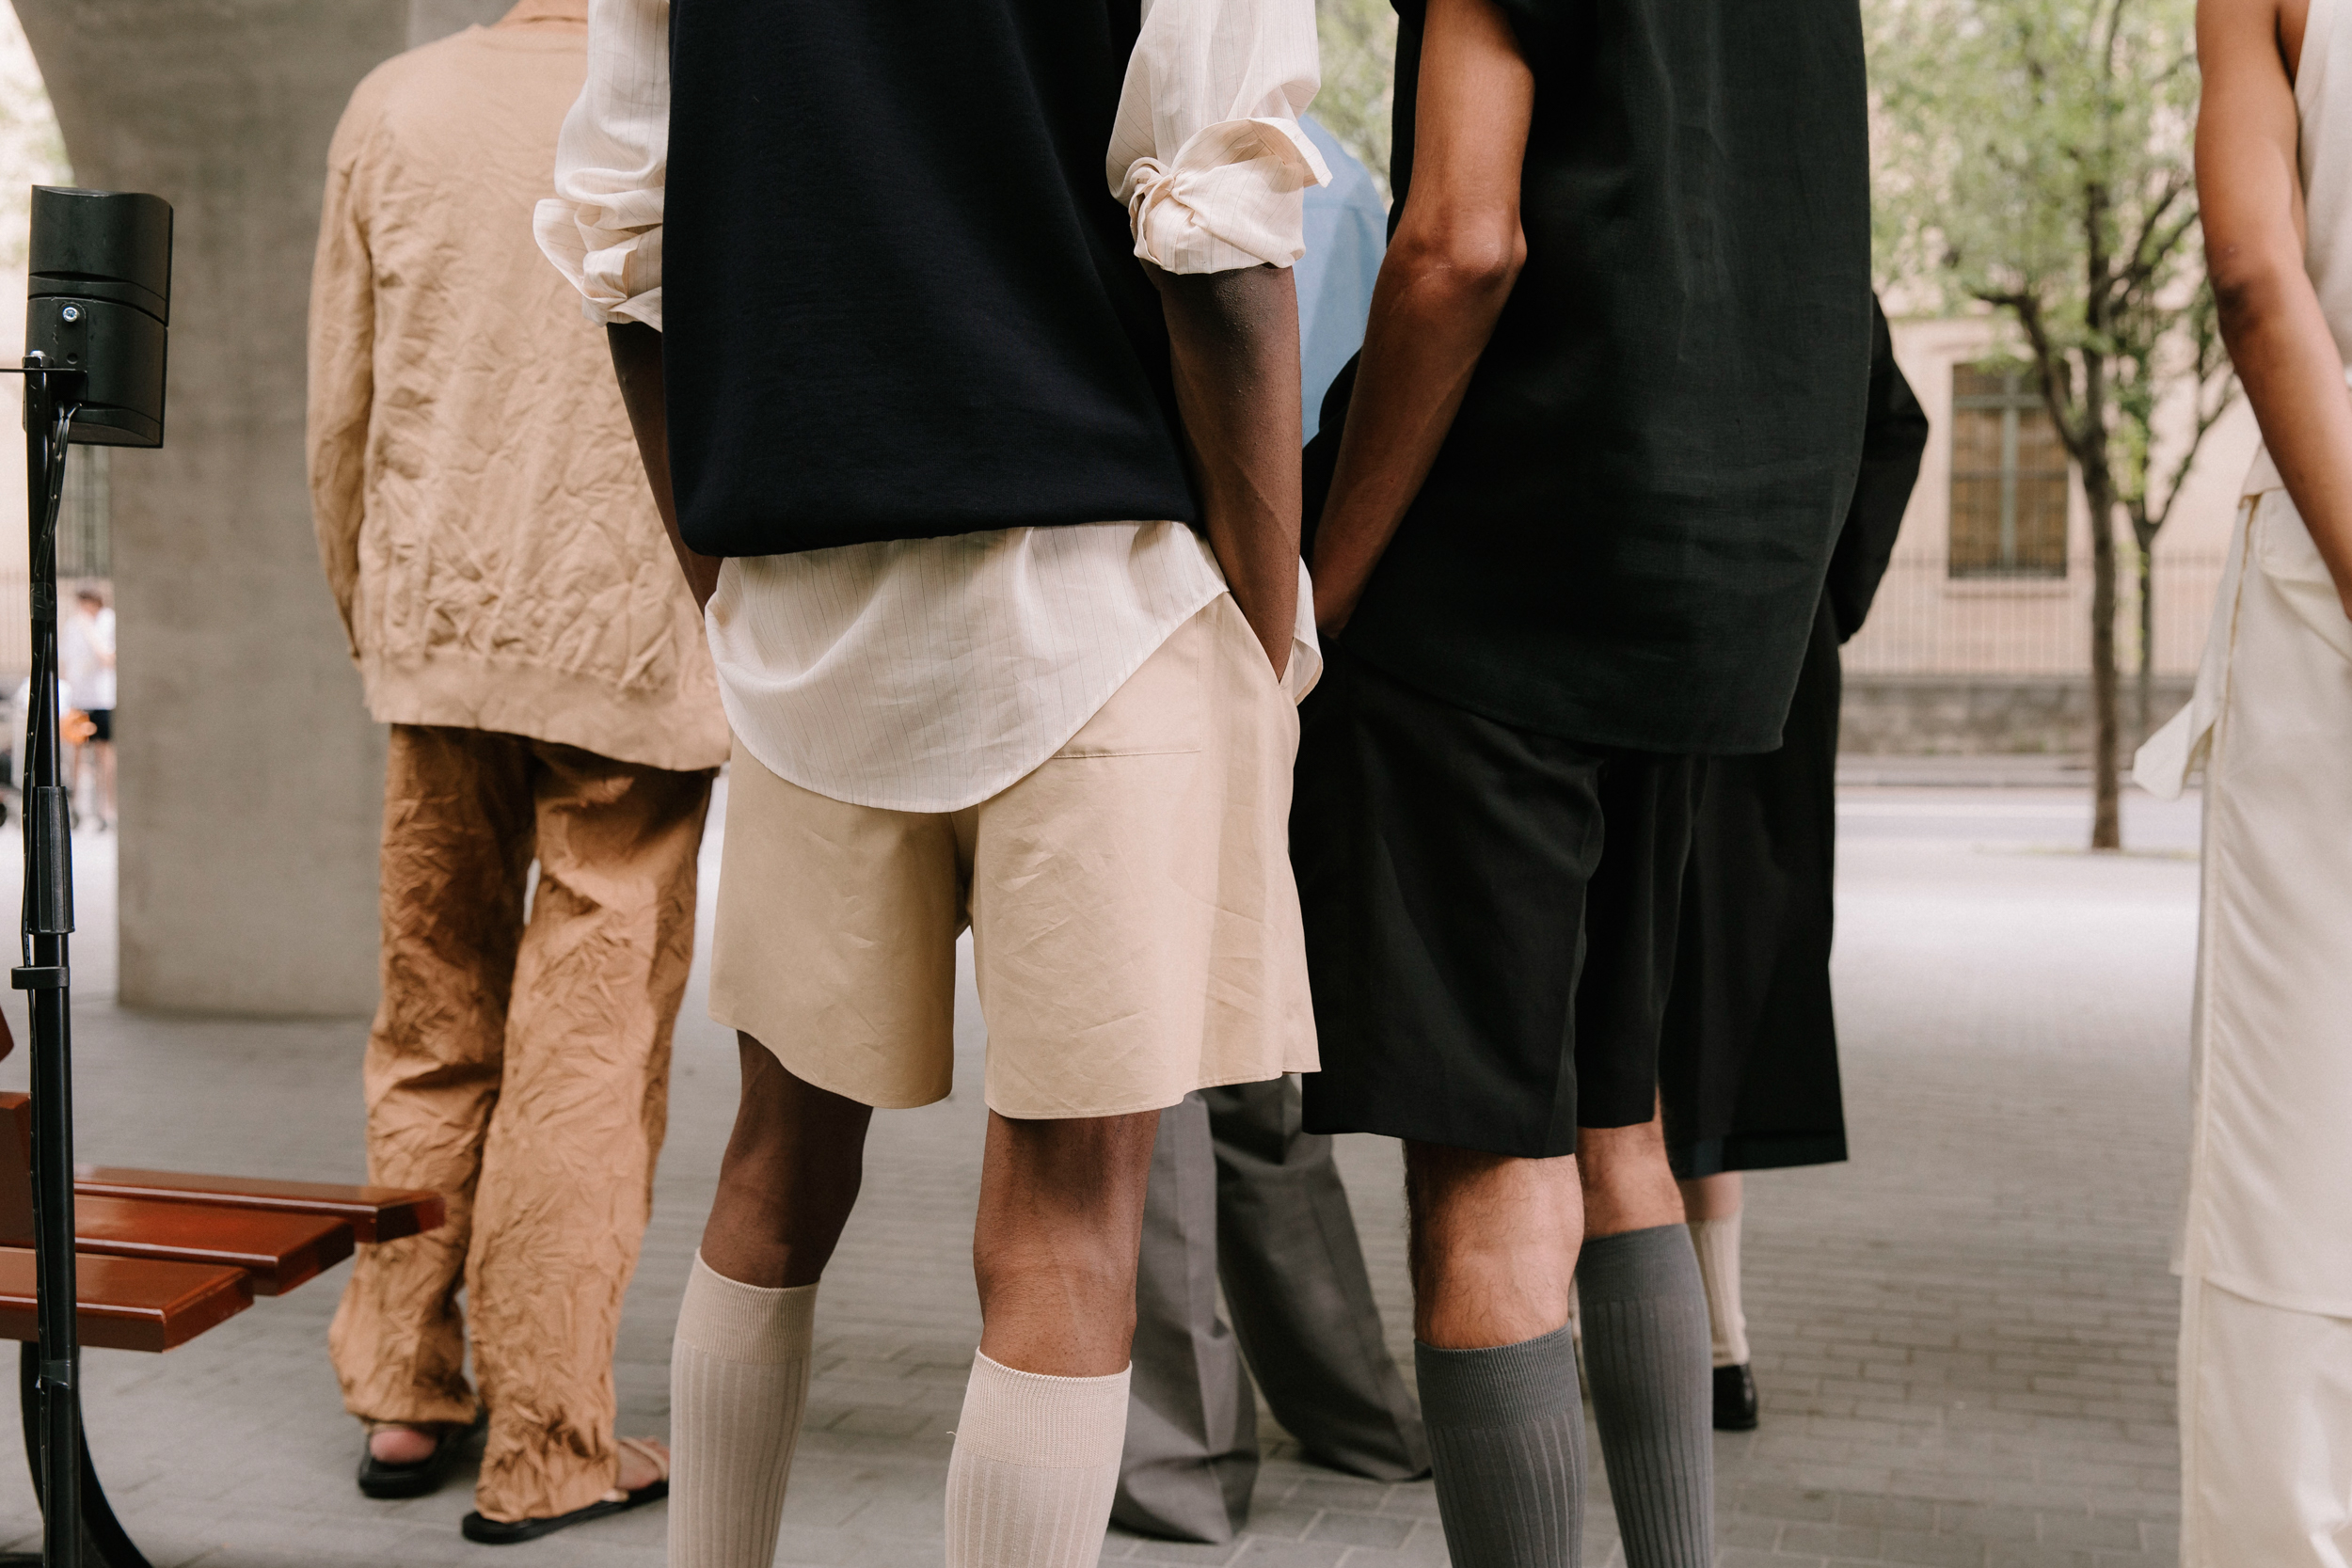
[0,784,2201,1566]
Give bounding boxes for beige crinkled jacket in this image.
[308,0,724,773]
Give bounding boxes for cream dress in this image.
[2135,1,2352,1557]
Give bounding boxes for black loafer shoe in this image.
[357,1414,483,1499]
[1712,1364,1759,1431]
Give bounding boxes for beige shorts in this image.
[709,594,1317,1120]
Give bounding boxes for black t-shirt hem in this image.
[1334,632,1794,759]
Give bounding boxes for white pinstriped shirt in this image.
[536,0,1327,813]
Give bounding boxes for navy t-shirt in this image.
[1314,0,1874,755]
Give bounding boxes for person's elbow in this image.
[2207,236,2307,339]
[1391,211,1527,309]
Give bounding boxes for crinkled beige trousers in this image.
[328,724,711,1523]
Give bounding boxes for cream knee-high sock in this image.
[1687,1214,1751,1368]
[946,1352,1130,1568]
[670,1252,818,1568]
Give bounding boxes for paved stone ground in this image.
[0,783,2200,1566]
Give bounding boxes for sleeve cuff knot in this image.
[1119,116,1331,275]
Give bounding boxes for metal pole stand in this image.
[0,354,113,1568]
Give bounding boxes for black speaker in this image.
[25,185,173,448]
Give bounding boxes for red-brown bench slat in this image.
[0,1247,253,1353]
[71,1169,443,1245]
[0,1092,440,1245]
[0,1095,30,1240]
[51,1197,355,1296]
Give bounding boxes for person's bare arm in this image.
[608,322,723,610]
[2200,0,2352,615]
[1151,263,1302,678]
[1310,0,1534,633]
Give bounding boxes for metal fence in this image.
[0,547,2240,699]
[1842,549,2228,680]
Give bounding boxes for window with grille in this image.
[56,444,111,580]
[1948,363,2069,578]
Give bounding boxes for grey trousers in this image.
[1115,1077,1430,1543]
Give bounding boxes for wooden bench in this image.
[0,1022,442,1566]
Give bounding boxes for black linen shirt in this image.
[1316,0,1873,755]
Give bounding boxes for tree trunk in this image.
[2088,466,2123,850]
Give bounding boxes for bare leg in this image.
[1679,1168,1754,1425]
[945,1109,1159,1568]
[665,1037,867,1560]
[974,1108,1158,1374]
[1677,1171,1740,1222]
[1405,1145,1588,1567]
[1577,1114,1685,1239]
[1406,1143,1583,1349]
[700,1037,874,1289]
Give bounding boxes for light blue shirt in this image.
[1295,117,1387,441]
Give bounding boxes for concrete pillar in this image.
[12,1,413,1013]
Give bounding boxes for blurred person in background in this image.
[307,0,725,1543]
[1660,299,1928,1433]
[1296,117,1387,443]
[1116,118,1426,1547]
[57,584,115,829]
[2141,0,2352,1558]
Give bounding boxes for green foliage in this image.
[1872,0,2235,846]
[1316,0,1399,194]
[1870,0,2227,538]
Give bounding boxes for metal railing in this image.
[0,550,2235,707]
[1842,550,2228,679]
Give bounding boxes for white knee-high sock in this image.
[946,1352,1130,1567]
[1687,1214,1750,1368]
[669,1252,818,1568]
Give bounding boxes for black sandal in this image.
[460,1438,670,1544]
[356,1413,482,1499]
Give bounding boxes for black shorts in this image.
[85,709,112,744]
[1295,647,1702,1158]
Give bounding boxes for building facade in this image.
[1843,314,2257,755]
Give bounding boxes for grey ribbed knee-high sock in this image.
[1414,1324,1585,1567]
[1578,1224,1714,1568]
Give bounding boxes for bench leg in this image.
[2,1344,152,1568]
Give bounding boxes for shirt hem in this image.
[364,655,729,774]
[716,581,1224,816]
[984,1059,1322,1122]
[1338,636,1779,758]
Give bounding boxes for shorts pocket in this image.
[2254,493,2352,665]
[1053,605,1211,758]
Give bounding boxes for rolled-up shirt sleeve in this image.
[1106,0,1332,275]
[534,0,669,328]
